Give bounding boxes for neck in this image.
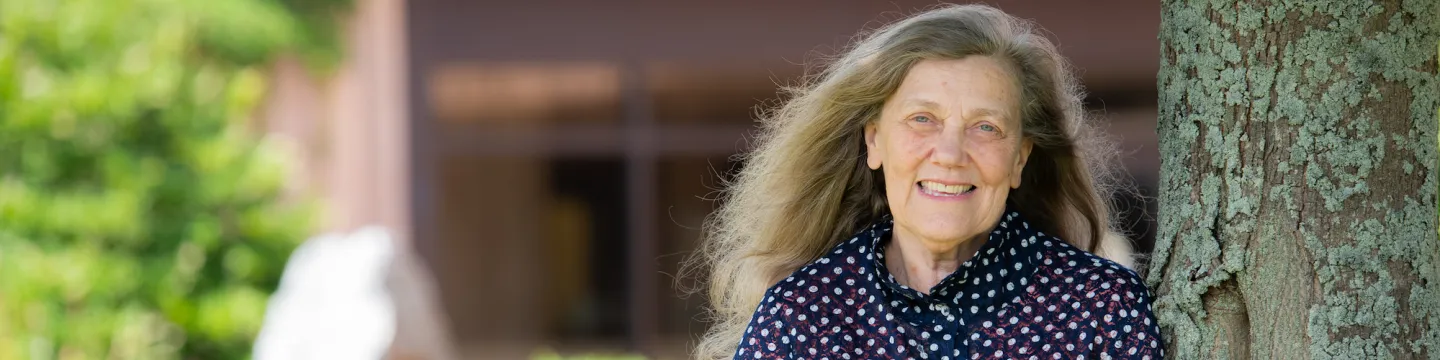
[883,224,989,294]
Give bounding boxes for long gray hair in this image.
[685,5,1130,359]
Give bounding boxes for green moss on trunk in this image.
[1154,0,1439,359]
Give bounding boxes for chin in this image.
[908,212,983,243]
[916,227,976,244]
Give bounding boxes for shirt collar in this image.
[866,208,1045,304]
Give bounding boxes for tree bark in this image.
[1153,1,1439,359]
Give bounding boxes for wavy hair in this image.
[684,4,1131,359]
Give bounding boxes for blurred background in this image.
[0,0,1160,359]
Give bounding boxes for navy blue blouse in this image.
[734,210,1164,359]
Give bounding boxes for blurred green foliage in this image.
[0,0,350,358]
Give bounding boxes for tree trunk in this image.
[1153,1,1439,359]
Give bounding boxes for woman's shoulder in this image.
[1034,236,1146,280]
[1021,236,1165,355]
[758,232,879,307]
[1029,237,1157,315]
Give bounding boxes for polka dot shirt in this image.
[734,210,1164,359]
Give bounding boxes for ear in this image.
[1010,138,1033,189]
[864,122,882,170]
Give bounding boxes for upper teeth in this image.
[920,181,972,194]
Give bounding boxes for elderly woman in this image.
[690,4,1163,360]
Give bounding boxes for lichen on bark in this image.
[1153,0,1438,359]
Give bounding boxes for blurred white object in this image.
[254,226,458,360]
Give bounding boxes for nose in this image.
[930,126,970,168]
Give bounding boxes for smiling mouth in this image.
[917,181,976,197]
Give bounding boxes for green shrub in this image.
[0,0,348,358]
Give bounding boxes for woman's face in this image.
[865,56,1032,246]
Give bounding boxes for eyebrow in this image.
[900,98,943,110]
[899,98,1011,121]
[963,107,1009,121]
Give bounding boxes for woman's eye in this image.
[911,115,933,123]
[978,124,997,132]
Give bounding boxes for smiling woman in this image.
[865,57,1033,293]
[686,4,1162,360]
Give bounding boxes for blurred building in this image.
[260,1,1161,359]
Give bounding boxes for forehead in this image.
[886,56,1021,120]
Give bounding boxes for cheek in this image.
[968,141,1020,184]
[879,128,930,202]
[887,128,931,166]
